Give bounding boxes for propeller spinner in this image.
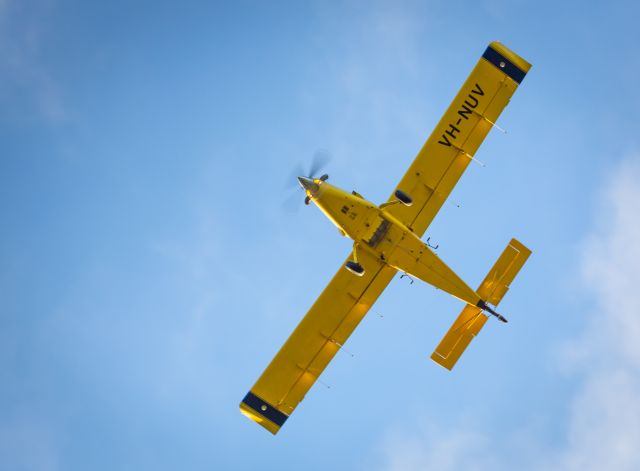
[294,151,331,205]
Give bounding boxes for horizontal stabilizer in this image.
[430,305,487,370]
[431,238,531,370]
[477,238,531,306]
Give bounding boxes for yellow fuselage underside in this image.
[306,180,481,306]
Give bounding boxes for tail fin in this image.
[430,238,531,370]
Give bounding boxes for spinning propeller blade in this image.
[283,150,332,209]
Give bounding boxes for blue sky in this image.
[2,1,640,470]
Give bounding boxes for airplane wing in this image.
[240,249,396,434]
[386,42,531,237]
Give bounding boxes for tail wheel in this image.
[345,261,365,276]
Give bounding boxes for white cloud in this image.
[559,370,640,471]
[0,0,69,124]
[300,0,430,193]
[381,425,495,471]
[579,157,640,367]
[376,156,640,470]
[558,157,640,470]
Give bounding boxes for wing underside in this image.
[386,42,531,237]
[240,250,396,434]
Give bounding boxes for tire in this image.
[345,261,365,276]
[394,189,413,206]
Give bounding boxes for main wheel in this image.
[345,261,365,276]
[394,189,413,206]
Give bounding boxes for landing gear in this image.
[379,190,414,209]
[394,189,413,206]
[345,260,365,276]
[345,243,365,276]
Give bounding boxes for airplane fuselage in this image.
[300,177,483,307]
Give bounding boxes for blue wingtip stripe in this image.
[482,46,527,84]
[241,391,289,427]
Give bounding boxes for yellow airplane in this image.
[240,41,532,434]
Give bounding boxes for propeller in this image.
[283,150,331,209]
[307,150,330,181]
